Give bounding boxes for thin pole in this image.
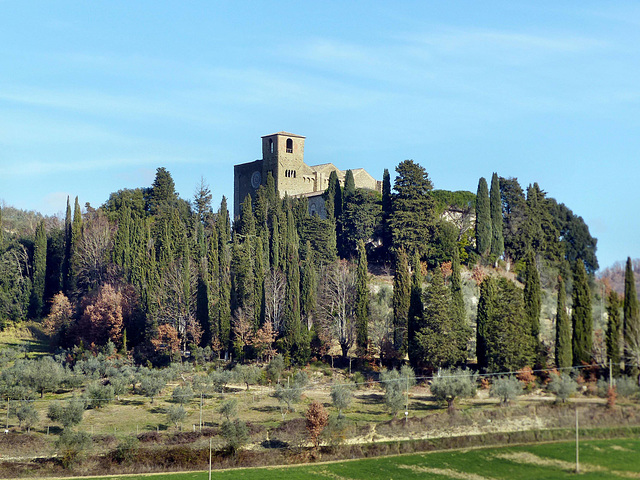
[575,405,580,474]
[200,393,203,431]
[6,398,9,429]
[609,359,613,390]
[209,437,212,480]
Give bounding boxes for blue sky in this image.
[1,1,639,270]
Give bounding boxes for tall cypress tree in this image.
[381,168,392,257]
[606,290,621,369]
[300,241,317,331]
[68,196,83,294]
[217,198,232,354]
[343,169,355,198]
[30,220,47,317]
[623,257,639,372]
[475,177,491,257]
[476,276,495,371]
[407,251,423,368]
[523,250,541,349]
[450,247,465,325]
[489,173,504,258]
[555,275,572,368]
[355,239,369,356]
[572,260,593,366]
[207,228,220,345]
[62,196,72,294]
[392,248,411,357]
[283,208,307,363]
[253,234,265,327]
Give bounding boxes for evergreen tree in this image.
[343,169,355,198]
[407,251,423,368]
[355,239,369,356]
[68,196,83,295]
[148,167,177,215]
[62,197,72,294]
[196,260,211,347]
[381,168,392,257]
[270,212,280,272]
[415,266,469,369]
[475,177,491,257]
[450,247,465,326]
[389,160,436,258]
[523,250,541,350]
[207,227,220,344]
[253,234,265,327]
[217,198,232,354]
[113,207,132,279]
[193,177,213,226]
[572,260,593,366]
[623,257,640,372]
[555,275,572,368]
[237,194,256,238]
[231,237,254,316]
[605,290,621,368]
[489,173,504,258]
[30,220,47,317]
[283,209,307,363]
[392,248,411,356]
[300,241,317,330]
[476,276,495,371]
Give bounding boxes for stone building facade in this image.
[234,132,381,218]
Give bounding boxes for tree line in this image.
[1,160,638,374]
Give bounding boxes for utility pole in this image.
[209,437,212,480]
[575,405,580,474]
[200,393,203,431]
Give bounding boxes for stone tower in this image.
[261,132,307,195]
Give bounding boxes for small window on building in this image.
[286,138,293,153]
[269,139,274,154]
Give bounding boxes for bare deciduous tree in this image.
[319,260,356,358]
[265,268,286,334]
[76,214,114,292]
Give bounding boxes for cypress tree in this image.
[113,206,132,279]
[0,206,3,249]
[355,239,369,356]
[253,234,265,327]
[196,267,211,347]
[623,257,639,372]
[343,169,355,198]
[30,220,47,317]
[476,276,495,371]
[207,226,220,344]
[605,290,621,368]
[381,168,392,257]
[489,173,504,258]
[555,275,572,369]
[62,197,72,294]
[392,248,411,356]
[238,194,256,238]
[572,260,593,366]
[270,212,280,272]
[407,251,423,368]
[68,196,83,294]
[300,241,317,330]
[450,247,465,325]
[475,177,491,257]
[523,250,541,348]
[218,198,232,354]
[231,237,254,315]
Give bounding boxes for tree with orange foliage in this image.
[78,284,123,346]
[43,292,73,337]
[253,321,277,362]
[305,401,328,449]
[151,324,181,354]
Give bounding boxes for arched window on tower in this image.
[286,138,293,153]
[269,139,274,154]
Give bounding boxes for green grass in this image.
[73,438,640,480]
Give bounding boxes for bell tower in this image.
[261,132,306,193]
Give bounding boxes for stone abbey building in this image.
[234,132,381,218]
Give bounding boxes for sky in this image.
[1,1,639,270]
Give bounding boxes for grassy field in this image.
[64,438,640,480]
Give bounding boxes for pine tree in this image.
[623,257,640,372]
[523,250,541,352]
[476,276,495,371]
[389,160,436,258]
[606,290,621,368]
[30,220,47,318]
[392,248,411,356]
[555,275,572,369]
[489,173,504,258]
[572,260,593,366]
[475,177,491,257]
[355,239,369,356]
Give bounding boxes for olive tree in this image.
[430,368,478,412]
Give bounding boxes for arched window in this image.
[269,139,274,154]
[286,138,293,153]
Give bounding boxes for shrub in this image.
[489,376,522,406]
[56,430,92,469]
[266,354,286,384]
[615,375,640,398]
[516,366,537,391]
[548,372,578,403]
[111,436,140,464]
[47,397,85,429]
[430,368,478,412]
[322,416,355,447]
[85,383,115,409]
